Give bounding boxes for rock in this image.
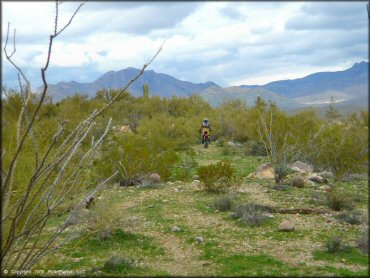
[227,141,236,147]
[253,163,275,179]
[308,175,323,184]
[85,196,95,209]
[319,171,334,179]
[149,173,161,183]
[306,180,316,187]
[290,176,305,188]
[263,213,275,219]
[273,185,287,191]
[195,236,204,243]
[193,180,200,185]
[171,226,181,232]
[319,185,331,191]
[278,220,295,232]
[192,175,200,180]
[289,161,314,173]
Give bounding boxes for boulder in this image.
[290,176,305,188]
[149,173,161,183]
[319,171,334,179]
[308,175,323,184]
[253,163,275,179]
[289,161,314,173]
[278,220,295,232]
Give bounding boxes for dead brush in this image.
[231,203,270,226]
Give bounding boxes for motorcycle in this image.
[202,130,211,148]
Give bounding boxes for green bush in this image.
[197,161,234,192]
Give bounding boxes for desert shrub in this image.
[325,237,351,253]
[309,112,368,180]
[325,190,355,211]
[356,224,369,255]
[244,140,266,156]
[197,161,234,192]
[213,195,235,212]
[335,210,365,225]
[222,146,237,156]
[103,255,136,274]
[82,201,122,241]
[231,203,270,226]
[309,191,326,206]
[216,138,225,147]
[173,150,198,181]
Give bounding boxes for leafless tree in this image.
[1,1,162,270]
[256,107,297,185]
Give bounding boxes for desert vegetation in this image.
[1,1,368,276]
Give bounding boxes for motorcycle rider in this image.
[199,118,211,143]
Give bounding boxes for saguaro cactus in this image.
[143,83,149,98]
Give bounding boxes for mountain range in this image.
[43,61,368,111]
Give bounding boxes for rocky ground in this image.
[39,144,368,276]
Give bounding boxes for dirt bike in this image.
[202,130,211,148]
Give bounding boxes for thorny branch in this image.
[2,0,163,270]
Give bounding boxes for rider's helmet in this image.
[203,118,208,123]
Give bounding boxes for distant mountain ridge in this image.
[43,61,368,111]
[198,61,368,110]
[44,67,219,101]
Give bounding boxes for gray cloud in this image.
[286,2,367,30]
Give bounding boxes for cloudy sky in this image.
[2,1,368,90]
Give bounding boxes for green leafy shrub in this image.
[213,195,235,212]
[325,190,355,211]
[103,255,136,274]
[197,161,234,192]
[325,237,351,253]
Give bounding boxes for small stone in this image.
[290,176,305,188]
[149,173,161,183]
[306,180,316,187]
[193,175,200,180]
[273,185,287,191]
[308,175,323,184]
[171,226,181,232]
[263,213,275,218]
[278,220,295,232]
[227,141,236,147]
[289,161,314,173]
[319,185,331,191]
[195,236,204,243]
[319,171,334,179]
